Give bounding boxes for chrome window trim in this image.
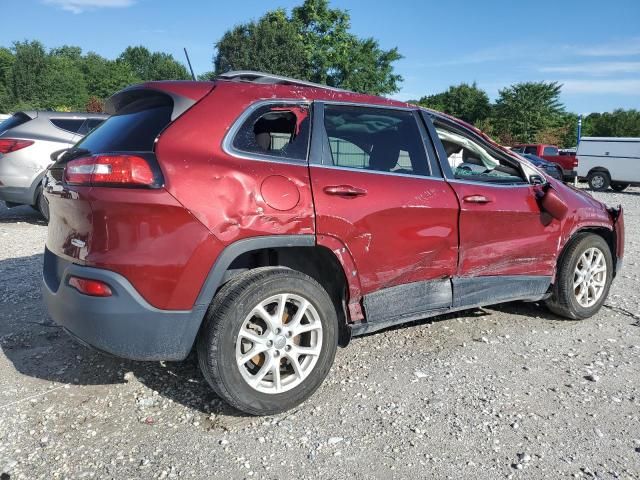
[221,99,312,165]
[447,178,532,188]
[311,163,446,181]
[318,99,415,111]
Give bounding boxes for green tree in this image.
[10,40,49,109]
[0,47,15,111]
[414,83,491,124]
[49,45,83,61]
[118,46,190,81]
[213,0,403,95]
[584,109,640,137]
[82,52,138,99]
[491,81,565,144]
[215,9,309,79]
[42,54,88,109]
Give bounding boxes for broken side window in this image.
[232,103,311,161]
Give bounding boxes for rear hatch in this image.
[44,82,214,264]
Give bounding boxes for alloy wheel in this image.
[573,247,607,308]
[235,293,323,394]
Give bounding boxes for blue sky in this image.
[3,0,640,113]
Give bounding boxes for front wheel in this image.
[197,267,338,415]
[611,183,629,192]
[545,233,613,320]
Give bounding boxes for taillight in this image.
[573,158,579,168]
[68,276,113,297]
[0,139,34,154]
[64,154,162,187]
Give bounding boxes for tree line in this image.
[1,0,637,147]
[0,41,190,112]
[409,82,640,147]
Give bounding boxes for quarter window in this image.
[50,119,85,134]
[232,104,311,161]
[323,105,429,176]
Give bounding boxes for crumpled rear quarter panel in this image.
[155,84,315,243]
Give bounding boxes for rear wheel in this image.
[611,182,629,192]
[545,233,613,320]
[587,171,610,191]
[197,267,338,415]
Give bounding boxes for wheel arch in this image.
[587,167,611,177]
[556,227,617,279]
[194,235,353,347]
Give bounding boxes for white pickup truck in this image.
[577,137,640,191]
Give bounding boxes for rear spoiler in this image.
[105,81,214,121]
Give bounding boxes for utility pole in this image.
[577,114,582,146]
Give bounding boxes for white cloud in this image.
[540,61,640,76]
[560,79,640,95]
[43,0,135,14]
[576,38,640,57]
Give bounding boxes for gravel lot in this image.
[1,187,639,479]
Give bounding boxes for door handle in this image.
[463,194,492,204]
[323,185,367,197]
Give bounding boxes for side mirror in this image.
[539,186,568,221]
[529,174,545,185]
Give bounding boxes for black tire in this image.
[545,233,613,320]
[611,183,629,192]
[587,171,610,191]
[33,187,50,222]
[197,267,338,415]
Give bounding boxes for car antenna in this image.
[183,47,196,81]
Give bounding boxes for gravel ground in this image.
[1,187,639,480]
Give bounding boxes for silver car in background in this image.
[0,111,108,220]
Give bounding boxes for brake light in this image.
[0,139,34,154]
[573,158,579,168]
[64,154,160,187]
[68,276,113,297]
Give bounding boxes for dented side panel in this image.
[449,182,562,277]
[310,167,459,296]
[155,84,316,244]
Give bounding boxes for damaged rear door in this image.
[309,102,459,324]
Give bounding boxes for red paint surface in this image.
[448,182,561,277]
[44,80,623,316]
[311,167,459,294]
[260,176,301,211]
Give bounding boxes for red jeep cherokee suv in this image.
[42,72,624,415]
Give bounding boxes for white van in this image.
[577,137,640,191]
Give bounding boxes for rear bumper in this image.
[41,248,206,361]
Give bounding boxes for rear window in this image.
[0,113,31,135]
[76,105,172,153]
[50,118,85,134]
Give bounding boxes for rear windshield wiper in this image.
[50,147,91,164]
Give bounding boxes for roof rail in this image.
[216,70,348,93]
